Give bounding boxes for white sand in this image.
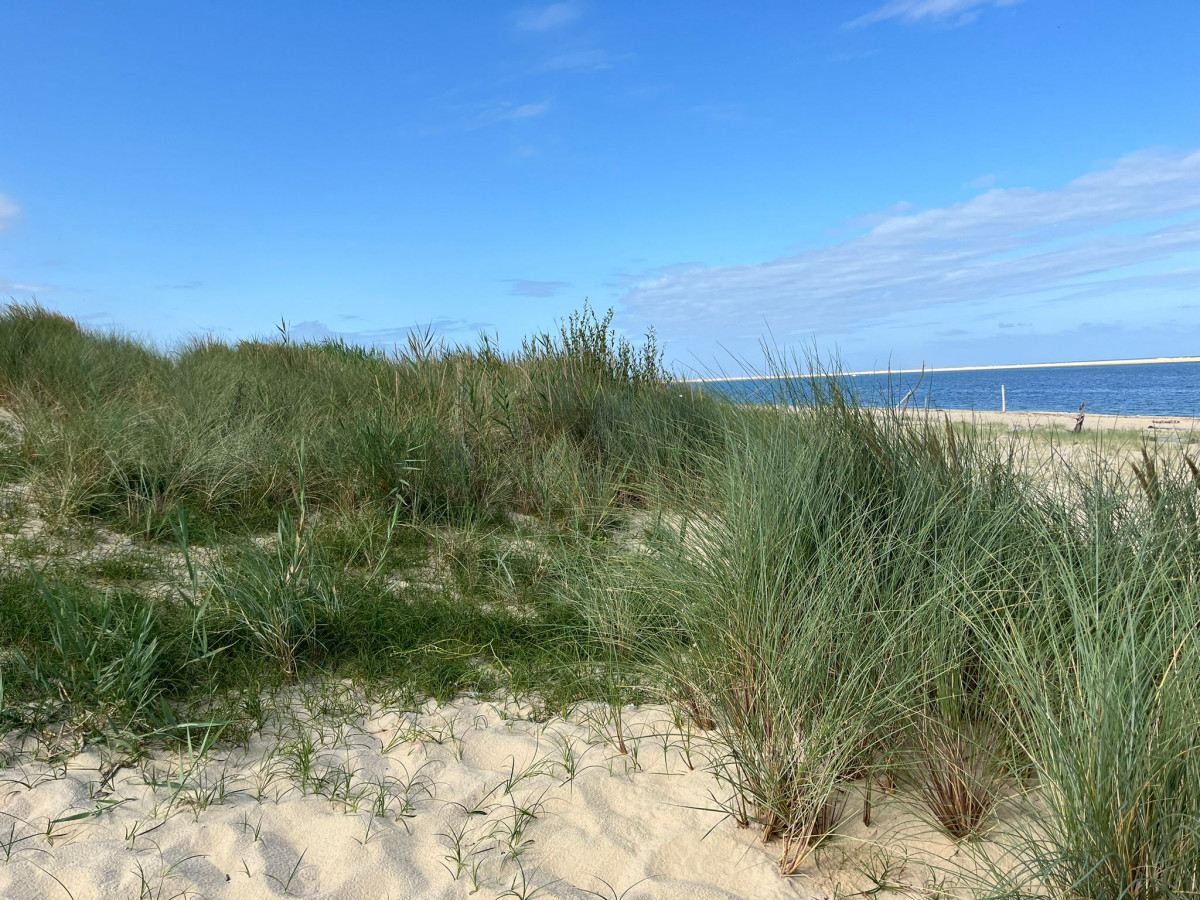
[935,408,1200,435]
[0,697,996,899]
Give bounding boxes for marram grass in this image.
[1,304,1198,896]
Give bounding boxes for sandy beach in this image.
[935,408,1200,436]
[1,696,1009,900]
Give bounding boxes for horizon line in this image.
[679,355,1200,383]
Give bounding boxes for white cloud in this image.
[0,278,52,295]
[620,149,1200,343]
[829,48,880,63]
[845,200,915,229]
[509,101,551,119]
[506,279,571,297]
[968,173,999,189]
[846,0,1021,29]
[464,100,552,129]
[0,193,20,231]
[288,318,494,346]
[539,48,610,73]
[513,2,582,32]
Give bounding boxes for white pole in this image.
[1001,384,1006,412]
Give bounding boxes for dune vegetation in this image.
[1,302,1199,898]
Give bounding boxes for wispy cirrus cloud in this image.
[967,172,1000,189]
[0,193,21,231]
[620,149,1200,344]
[846,0,1021,29]
[506,279,571,297]
[466,100,552,129]
[829,48,880,63]
[416,97,553,137]
[844,200,915,229]
[0,278,54,295]
[504,101,551,119]
[538,48,610,73]
[513,2,583,32]
[286,318,494,346]
[2,194,58,302]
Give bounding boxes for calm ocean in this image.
[699,361,1200,418]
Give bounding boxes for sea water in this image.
[700,361,1200,417]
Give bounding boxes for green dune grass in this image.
[1,303,1198,897]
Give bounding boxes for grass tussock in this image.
[1,305,1199,897]
[0,302,717,537]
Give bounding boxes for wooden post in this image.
[1073,400,1087,433]
[1001,384,1006,412]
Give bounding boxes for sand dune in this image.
[1,697,998,899]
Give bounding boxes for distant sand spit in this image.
[683,356,1200,383]
[1,698,1014,899]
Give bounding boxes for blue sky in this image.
[1,0,1198,372]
